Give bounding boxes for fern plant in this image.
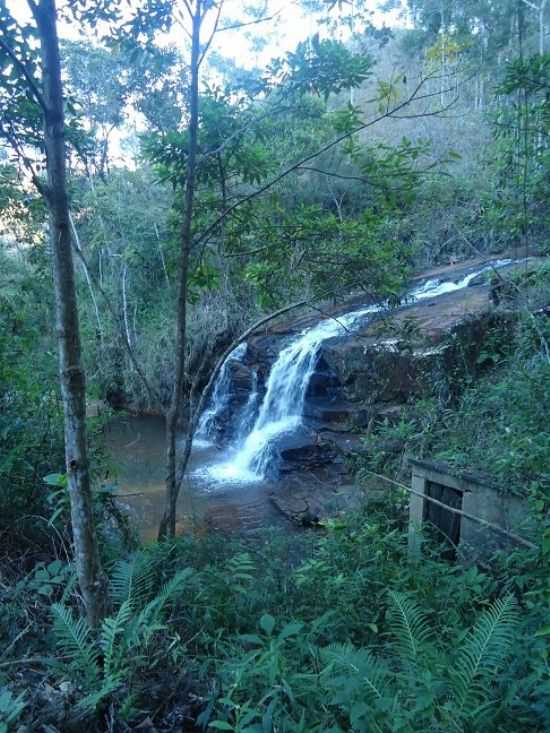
[387,590,433,666]
[51,555,193,719]
[0,688,26,733]
[447,594,520,731]
[318,593,519,733]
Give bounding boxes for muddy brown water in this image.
[105,414,289,542]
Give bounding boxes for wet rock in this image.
[270,478,364,525]
[277,427,337,473]
[205,256,545,496]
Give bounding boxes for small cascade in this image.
[194,342,247,447]
[234,368,259,441]
[208,305,380,481]
[202,260,512,481]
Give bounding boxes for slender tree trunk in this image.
[154,222,170,287]
[69,213,103,344]
[33,0,106,626]
[121,262,132,348]
[159,1,202,539]
[539,0,548,55]
[521,0,548,55]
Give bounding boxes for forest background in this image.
[0,0,549,731]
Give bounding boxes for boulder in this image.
[270,478,364,525]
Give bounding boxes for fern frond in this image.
[321,642,388,702]
[225,552,255,582]
[75,677,122,718]
[157,567,192,608]
[109,554,155,610]
[387,591,433,665]
[450,595,519,717]
[128,567,193,647]
[101,600,134,679]
[51,603,100,680]
[0,687,26,725]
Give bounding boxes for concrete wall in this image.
[408,459,531,562]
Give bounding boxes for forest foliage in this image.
[0,0,549,730]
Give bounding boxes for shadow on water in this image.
[105,414,289,542]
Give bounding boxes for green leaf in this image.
[278,621,303,640]
[47,560,63,574]
[210,722,234,731]
[534,625,550,637]
[43,472,66,487]
[237,634,263,646]
[259,613,275,636]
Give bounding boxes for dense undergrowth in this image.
[1,265,549,733]
[1,3,550,730]
[363,263,550,500]
[1,496,548,733]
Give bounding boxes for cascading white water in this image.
[203,260,512,481]
[234,368,259,440]
[208,303,382,481]
[194,342,247,447]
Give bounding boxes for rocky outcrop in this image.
[236,259,544,481]
[206,257,546,521]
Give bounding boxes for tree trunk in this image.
[122,262,132,348]
[34,0,106,626]
[159,1,202,539]
[154,222,170,287]
[540,0,548,55]
[69,213,103,344]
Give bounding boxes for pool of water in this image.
[105,414,288,541]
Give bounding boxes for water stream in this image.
[106,415,283,542]
[195,342,247,446]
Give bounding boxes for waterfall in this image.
[202,260,512,481]
[234,368,259,440]
[194,342,247,447]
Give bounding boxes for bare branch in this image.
[224,245,270,257]
[196,101,292,167]
[296,166,370,184]
[173,7,193,39]
[198,0,223,68]
[69,213,103,341]
[70,216,162,406]
[181,0,194,19]
[216,9,282,33]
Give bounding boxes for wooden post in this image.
[408,470,426,560]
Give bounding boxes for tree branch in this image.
[216,10,282,33]
[223,245,270,257]
[69,215,162,406]
[520,0,539,10]
[193,73,444,252]
[181,0,194,19]
[198,0,223,68]
[0,119,48,197]
[0,37,47,113]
